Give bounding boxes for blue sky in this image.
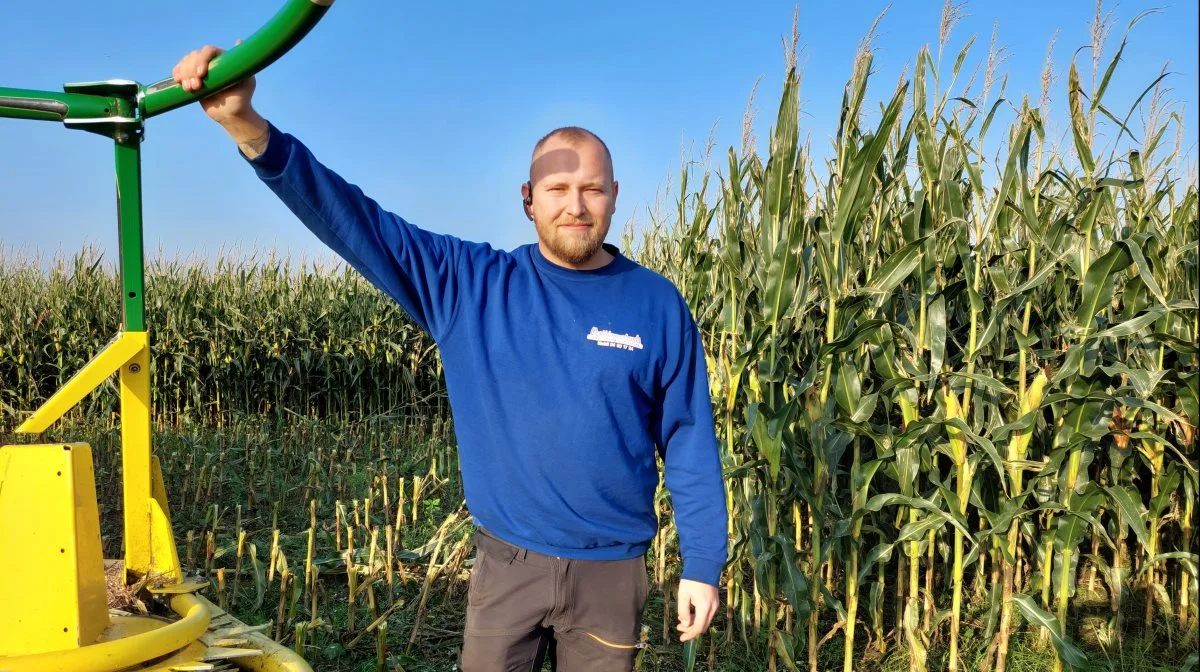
[2,0,1196,268]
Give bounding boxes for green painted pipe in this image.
[142,0,334,118]
[0,88,120,122]
[0,0,334,124]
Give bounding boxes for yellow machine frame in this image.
[0,1,337,670]
[12,331,179,584]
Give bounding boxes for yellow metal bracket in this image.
[16,331,148,434]
[0,443,108,655]
[10,329,180,583]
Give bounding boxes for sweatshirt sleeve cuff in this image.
[239,120,291,177]
[681,556,725,587]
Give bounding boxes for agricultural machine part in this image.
[0,444,107,656]
[0,1,336,670]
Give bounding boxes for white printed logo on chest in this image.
[587,326,644,351]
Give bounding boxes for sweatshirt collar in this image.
[531,242,632,281]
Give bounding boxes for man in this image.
[173,45,727,671]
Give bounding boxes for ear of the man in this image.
[521,182,533,220]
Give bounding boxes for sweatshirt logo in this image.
[587,326,644,351]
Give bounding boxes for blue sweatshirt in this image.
[244,124,728,586]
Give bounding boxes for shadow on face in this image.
[531,147,581,185]
[529,144,613,187]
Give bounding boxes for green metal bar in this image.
[1,0,337,336]
[0,88,120,122]
[115,139,146,332]
[141,0,334,118]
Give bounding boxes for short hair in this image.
[530,126,613,180]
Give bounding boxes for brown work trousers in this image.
[458,528,650,672]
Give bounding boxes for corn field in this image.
[2,4,1198,671]
[627,6,1198,670]
[0,249,445,425]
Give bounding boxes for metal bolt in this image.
[129,364,141,373]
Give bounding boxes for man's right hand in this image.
[172,43,270,157]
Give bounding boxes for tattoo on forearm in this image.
[238,129,270,159]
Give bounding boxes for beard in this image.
[537,216,610,265]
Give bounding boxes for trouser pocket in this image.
[561,554,649,649]
[461,532,557,671]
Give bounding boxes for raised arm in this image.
[173,46,477,341]
[175,44,272,158]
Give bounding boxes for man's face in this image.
[523,136,619,268]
